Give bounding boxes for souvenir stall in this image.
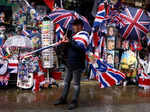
[0,1,44,90]
[1,0,150,91]
[0,0,61,90]
[90,0,150,88]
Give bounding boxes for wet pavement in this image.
[0,82,150,112]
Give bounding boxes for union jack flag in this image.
[47,8,91,32]
[94,36,105,58]
[93,1,105,28]
[48,9,76,29]
[73,31,89,51]
[89,56,125,88]
[32,60,46,92]
[32,71,45,92]
[89,28,106,59]
[118,7,150,40]
[90,31,100,48]
[93,0,111,28]
[8,59,18,74]
[130,41,142,51]
[92,0,111,50]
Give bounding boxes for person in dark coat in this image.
[54,19,89,110]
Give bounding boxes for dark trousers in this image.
[61,67,82,102]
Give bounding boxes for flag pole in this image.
[20,42,59,59]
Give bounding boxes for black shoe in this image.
[53,98,67,105]
[67,100,78,110]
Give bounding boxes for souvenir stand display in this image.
[1,0,150,92]
[41,21,54,85]
[41,21,54,69]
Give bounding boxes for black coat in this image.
[66,39,85,71]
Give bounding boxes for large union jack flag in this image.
[88,54,125,88]
[118,7,150,40]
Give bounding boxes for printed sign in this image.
[120,50,137,70]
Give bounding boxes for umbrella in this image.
[46,8,91,32]
[117,7,150,40]
[3,35,33,48]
